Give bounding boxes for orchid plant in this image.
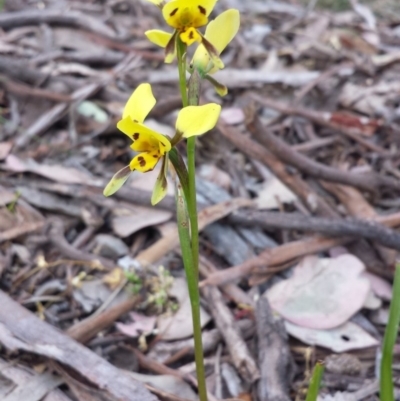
[104,1,240,400]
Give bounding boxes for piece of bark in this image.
[256,297,294,401]
[203,286,260,383]
[2,371,64,401]
[0,290,157,401]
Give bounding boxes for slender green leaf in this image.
[306,362,325,401]
[380,263,400,401]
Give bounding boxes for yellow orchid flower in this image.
[144,0,223,68]
[190,9,240,96]
[103,83,221,204]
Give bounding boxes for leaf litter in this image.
[0,0,399,400]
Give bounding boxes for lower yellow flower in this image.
[103,83,221,205]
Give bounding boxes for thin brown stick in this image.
[217,120,338,218]
[250,93,388,155]
[49,219,115,270]
[200,236,347,287]
[0,9,116,38]
[229,210,400,250]
[67,297,140,344]
[203,286,260,383]
[247,116,400,193]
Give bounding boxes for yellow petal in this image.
[117,118,171,154]
[163,0,217,29]
[145,29,172,48]
[192,9,240,75]
[205,9,240,54]
[128,122,171,153]
[179,27,202,46]
[176,103,221,138]
[122,83,156,123]
[103,165,131,197]
[130,151,161,173]
[151,156,169,205]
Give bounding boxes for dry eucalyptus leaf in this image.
[266,255,370,329]
[256,176,297,209]
[157,277,211,340]
[3,155,100,185]
[285,321,378,352]
[129,373,197,401]
[365,272,392,301]
[116,312,156,338]
[111,203,172,238]
[0,142,12,161]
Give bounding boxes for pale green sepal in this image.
[103,165,131,197]
[151,155,169,205]
[205,74,228,97]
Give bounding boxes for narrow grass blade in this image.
[380,263,400,401]
[306,362,325,401]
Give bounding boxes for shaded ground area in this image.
[0,0,400,400]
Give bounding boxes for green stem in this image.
[186,70,201,278]
[175,183,208,401]
[176,37,208,401]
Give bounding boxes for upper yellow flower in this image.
[145,0,223,68]
[191,9,240,76]
[104,83,221,204]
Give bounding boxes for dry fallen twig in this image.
[247,115,400,193]
[217,120,338,218]
[0,290,157,401]
[203,285,260,383]
[256,297,294,401]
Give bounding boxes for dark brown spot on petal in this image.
[138,156,146,167]
[161,142,166,147]
[189,30,194,40]
[133,119,138,123]
[198,5,206,15]
[170,7,178,16]
[133,133,140,140]
[153,155,159,158]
